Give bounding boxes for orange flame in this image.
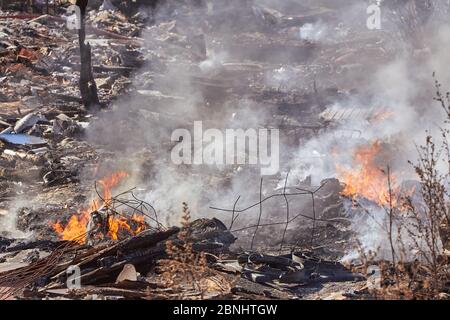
[51,199,99,244]
[98,171,128,202]
[107,214,146,241]
[336,141,398,206]
[370,110,395,124]
[51,171,146,244]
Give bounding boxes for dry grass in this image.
[150,202,232,299]
[360,78,450,300]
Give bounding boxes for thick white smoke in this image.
[285,2,450,260]
[82,0,450,255]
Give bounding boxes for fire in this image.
[370,110,395,124]
[98,171,128,202]
[51,171,146,244]
[107,214,146,241]
[337,141,398,206]
[51,200,98,244]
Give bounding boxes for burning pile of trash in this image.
[0,0,449,300]
[0,173,366,300]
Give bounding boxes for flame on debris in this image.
[107,213,147,241]
[51,171,146,244]
[51,200,99,244]
[99,171,128,202]
[370,110,395,124]
[336,141,398,206]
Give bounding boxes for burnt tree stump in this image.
[76,0,100,109]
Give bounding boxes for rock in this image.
[115,264,138,283]
[188,218,236,253]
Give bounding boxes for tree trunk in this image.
[76,0,100,109]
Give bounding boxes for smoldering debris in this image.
[0,0,449,300]
[0,192,366,300]
[0,173,366,299]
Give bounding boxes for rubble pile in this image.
[0,0,391,299]
[0,3,145,229]
[0,215,367,300]
[0,0,448,300]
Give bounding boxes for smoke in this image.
[299,21,350,43]
[0,197,32,239]
[299,22,329,42]
[81,0,450,255]
[84,3,251,226]
[284,1,450,260]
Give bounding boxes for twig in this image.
[250,178,264,250]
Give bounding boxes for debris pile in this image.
[0,0,398,300]
[1,0,449,300]
[0,211,366,300]
[0,2,144,227]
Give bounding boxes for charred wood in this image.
[76,0,100,109]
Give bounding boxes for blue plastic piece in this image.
[0,133,47,146]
